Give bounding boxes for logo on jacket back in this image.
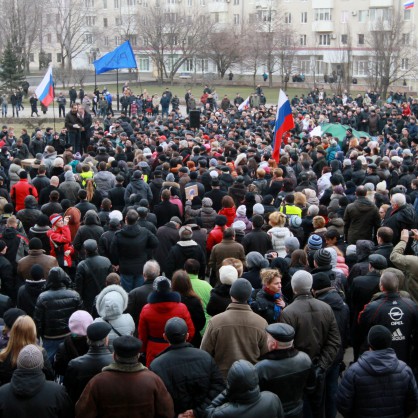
[388,307,404,325]
[392,328,405,341]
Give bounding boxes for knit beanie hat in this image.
[376,181,387,192]
[29,238,43,250]
[312,272,332,291]
[284,237,300,252]
[3,308,26,329]
[49,213,63,227]
[246,251,269,269]
[236,205,246,216]
[314,249,332,266]
[17,344,44,370]
[289,216,302,228]
[69,310,94,336]
[166,173,175,182]
[30,264,44,281]
[253,203,265,215]
[368,325,392,350]
[308,234,323,250]
[153,276,171,292]
[346,244,357,257]
[202,197,213,207]
[219,265,238,285]
[229,278,252,303]
[291,271,313,293]
[232,220,246,232]
[109,210,123,222]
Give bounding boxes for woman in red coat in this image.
[218,196,236,227]
[138,276,195,367]
[46,214,74,269]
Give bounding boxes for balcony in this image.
[208,2,228,13]
[368,20,391,31]
[370,0,393,6]
[312,0,333,8]
[312,21,334,32]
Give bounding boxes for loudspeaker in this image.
[189,110,201,128]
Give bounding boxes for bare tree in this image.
[48,0,92,70]
[54,67,72,88]
[366,9,418,99]
[205,31,243,79]
[243,31,265,88]
[0,0,44,73]
[139,6,213,84]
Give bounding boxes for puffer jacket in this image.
[16,195,42,233]
[94,284,135,350]
[73,210,104,254]
[185,203,217,230]
[218,207,236,227]
[34,267,83,338]
[206,360,283,418]
[233,214,253,234]
[336,348,418,418]
[267,227,293,258]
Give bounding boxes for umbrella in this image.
[310,123,370,143]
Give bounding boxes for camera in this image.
[408,231,414,237]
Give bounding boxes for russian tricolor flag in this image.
[272,89,295,161]
[238,96,250,112]
[35,67,54,107]
[404,0,414,9]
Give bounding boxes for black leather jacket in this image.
[34,267,83,338]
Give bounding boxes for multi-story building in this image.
[6,0,418,91]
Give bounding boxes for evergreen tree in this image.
[0,42,25,91]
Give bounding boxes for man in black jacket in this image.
[75,240,113,314]
[127,260,160,331]
[153,189,181,228]
[64,103,82,154]
[358,271,418,366]
[150,317,225,418]
[64,322,113,403]
[107,175,126,212]
[110,209,159,292]
[256,323,313,418]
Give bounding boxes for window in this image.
[402,33,410,45]
[299,60,310,74]
[57,53,62,63]
[127,0,136,4]
[358,10,368,22]
[319,34,331,45]
[139,57,150,71]
[284,35,292,46]
[404,9,411,20]
[85,0,94,6]
[285,12,292,24]
[341,34,348,44]
[369,8,389,21]
[115,36,121,45]
[86,16,96,26]
[402,58,409,70]
[358,34,364,44]
[29,53,34,62]
[127,35,137,46]
[341,10,349,23]
[353,60,368,76]
[104,36,109,46]
[167,0,176,3]
[185,58,193,71]
[197,58,208,72]
[103,0,107,8]
[47,53,52,62]
[300,34,307,45]
[200,0,206,5]
[214,12,219,23]
[301,12,307,23]
[86,34,93,44]
[314,9,331,21]
[115,17,122,25]
[315,60,325,74]
[114,0,119,7]
[233,14,240,25]
[103,17,108,27]
[187,0,192,4]
[47,33,52,43]
[164,13,177,22]
[234,0,239,4]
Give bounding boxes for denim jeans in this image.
[120,274,144,292]
[325,362,340,418]
[43,337,65,365]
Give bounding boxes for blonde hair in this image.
[313,215,326,229]
[260,268,281,286]
[222,258,243,277]
[0,316,39,367]
[294,192,307,207]
[269,211,287,228]
[85,179,96,202]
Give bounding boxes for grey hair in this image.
[391,193,406,207]
[143,260,160,281]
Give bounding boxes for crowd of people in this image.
[0,83,416,417]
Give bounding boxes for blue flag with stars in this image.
[93,41,137,74]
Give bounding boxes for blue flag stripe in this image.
[93,41,137,75]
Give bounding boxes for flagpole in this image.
[116,69,119,112]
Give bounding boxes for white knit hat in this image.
[291,271,313,293]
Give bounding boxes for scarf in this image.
[263,286,282,321]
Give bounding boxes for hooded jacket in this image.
[124,177,153,204]
[267,227,293,258]
[34,267,83,338]
[206,360,283,418]
[94,285,135,349]
[73,210,104,253]
[16,196,42,234]
[0,368,73,418]
[337,349,418,418]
